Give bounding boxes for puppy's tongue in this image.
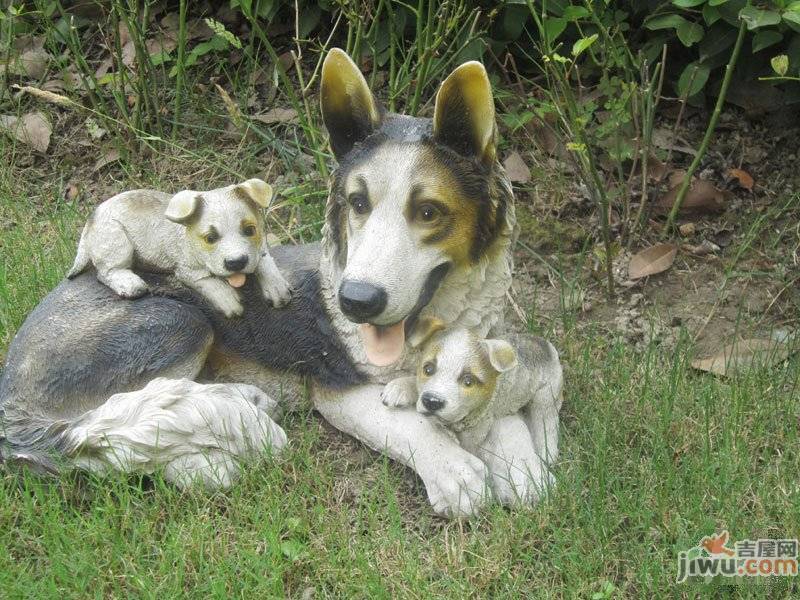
[358,321,405,366]
[227,273,246,288]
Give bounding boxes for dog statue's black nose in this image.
[338,280,387,322]
[224,256,249,272]
[421,392,445,412]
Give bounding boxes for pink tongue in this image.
[358,321,405,366]
[227,273,246,288]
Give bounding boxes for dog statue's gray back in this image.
[0,243,362,473]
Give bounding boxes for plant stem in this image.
[663,16,747,235]
[172,0,187,141]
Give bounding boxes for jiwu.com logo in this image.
[677,531,798,583]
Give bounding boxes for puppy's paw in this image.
[212,293,243,318]
[107,272,148,299]
[381,379,415,408]
[262,274,293,308]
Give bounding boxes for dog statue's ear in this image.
[433,61,496,166]
[235,179,273,208]
[321,48,382,159]
[408,316,446,348]
[165,191,202,224]
[482,339,517,373]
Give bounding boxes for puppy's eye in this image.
[422,362,436,376]
[348,193,371,216]
[204,230,220,244]
[415,203,441,224]
[242,224,256,237]
[461,373,476,387]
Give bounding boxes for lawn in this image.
[3,1,800,595]
[1,135,798,598]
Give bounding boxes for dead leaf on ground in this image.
[728,168,754,191]
[93,148,121,171]
[503,151,531,184]
[524,116,566,159]
[645,153,668,181]
[651,128,698,156]
[655,175,726,216]
[692,338,793,377]
[0,111,52,152]
[16,48,51,79]
[628,243,677,280]
[681,240,720,256]
[252,108,298,125]
[679,222,696,236]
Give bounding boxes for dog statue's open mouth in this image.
[356,263,450,367]
[227,273,247,288]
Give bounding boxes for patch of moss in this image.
[515,203,587,253]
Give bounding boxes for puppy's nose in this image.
[421,392,445,412]
[338,280,387,322]
[224,256,249,272]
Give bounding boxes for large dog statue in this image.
[0,49,562,517]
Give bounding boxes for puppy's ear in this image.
[321,48,382,159]
[408,316,446,348]
[165,191,201,224]
[432,61,496,166]
[482,339,517,373]
[236,179,273,208]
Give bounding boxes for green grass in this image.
[2,140,799,598]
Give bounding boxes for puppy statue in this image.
[67,179,292,317]
[382,318,562,455]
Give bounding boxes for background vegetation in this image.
[1,1,799,597]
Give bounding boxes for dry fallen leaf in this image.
[0,111,52,152]
[645,153,668,181]
[628,243,677,280]
[728,168,754,191]
[681,240,720,256]
[17,48,51,79]
[679,222,696,236]
[655,176,726,215]
[252,108,298,125]
[651,128,698,156]
[692,338,793,377]
[93,148,121,171]
[503,151,531,184]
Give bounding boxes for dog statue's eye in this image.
[416,203,441,224]
[461,373,476,387]
[422,362,436,376]
[204,230,220,244]
[349,193,371,216]
[242,224,256,237]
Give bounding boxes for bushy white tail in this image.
[63,378,287,490]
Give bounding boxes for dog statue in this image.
[67,179,292,317]
[0,49,563,517]
[381,319,563,459]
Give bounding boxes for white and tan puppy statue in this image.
[67,179,292,317]
[382,318,564,460]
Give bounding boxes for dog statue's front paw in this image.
[491,455,554,507]
[420,451,490,518]
[381,378,415,408]
[107,272,148,299]
[262,275,292,308]
[213,293,243,318]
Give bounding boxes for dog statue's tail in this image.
[66,223,90,278]
[1,378,287,489]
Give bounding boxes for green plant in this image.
[641,0,800,98]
